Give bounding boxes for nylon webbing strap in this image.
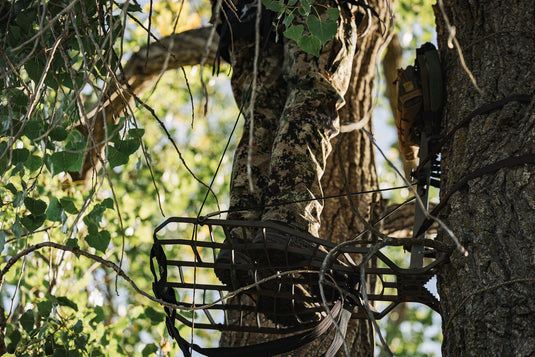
[417,153,535,237]
[415,94,532,174]
[414,93,533,235]
[165,300,344,357]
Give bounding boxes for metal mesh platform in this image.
[150,217,447,335]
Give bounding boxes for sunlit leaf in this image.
[20,310,35,333]
[46,198,64,222]
[21,213,46,232]
[85,230,111,253]
[297,35,321,56]
[306,15,337,45]
[49,151,83,175]
[283,24,303,42]
[24,197,47,215]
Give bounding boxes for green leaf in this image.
[50,126,69,141]
[0,230,5,252]
[13,191,25,208]
[24,154,42,172]
[12,218,23,239]
[21,214,46,232]
[6,25,22,48]
[283,24,304,42]
[107,146,129,168]
[12,148,29,164]
[128,128,145,138]
[142,344,158,356]
[25,58,44,84]
[73,319,83,334]
[5,183,17,195]
[50,151,83,175]
[116,138,140,156]
[86,230,110,253]
[24,197,47,215]
[44,339,54,355]
[53,347,68,357]
[101,198,114,209]
[66,238,79,248]
[37,299,53,317]
[55,296,78,311]
[327,8,339,20]
[60,197,78,214]
[307,15,337,45]
[297,35,321,56]
[127,1,142,12]
[90,306,105,325]
[20,310,35,332]
[83,205,106,234]
[75,334,88,350]
[65,130,84,150]
[262,0,283,12]
[283,13,295,28]
[46,198,64,222]
[22,120,42,140]
[6,329,21,354]
[10,162,25,176]
[299,0,312,15]
[144,306,165,325]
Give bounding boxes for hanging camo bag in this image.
[395,43,443,178]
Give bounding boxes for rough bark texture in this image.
[435,1,535,356]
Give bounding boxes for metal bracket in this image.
[150,218,449,335]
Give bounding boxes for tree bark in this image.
[435,1,535,356]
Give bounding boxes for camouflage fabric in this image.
[226,0,359,239]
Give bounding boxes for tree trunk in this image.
[435,1,535,356]
[219,0,392,355]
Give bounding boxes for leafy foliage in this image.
[0,0,234,355]
[264,0,339,56]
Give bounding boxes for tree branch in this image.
[72,27,219,182]
[0,242,192,311]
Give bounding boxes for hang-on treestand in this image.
[149,43,448,356]
[150,218,449,356]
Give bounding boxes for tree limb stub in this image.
[72,27,219,182]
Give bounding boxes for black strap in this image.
[414,94,533,235]
[150,240,352,357]
[415,94,532,174]
[168,301,344,357]
[416,153,535,236]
